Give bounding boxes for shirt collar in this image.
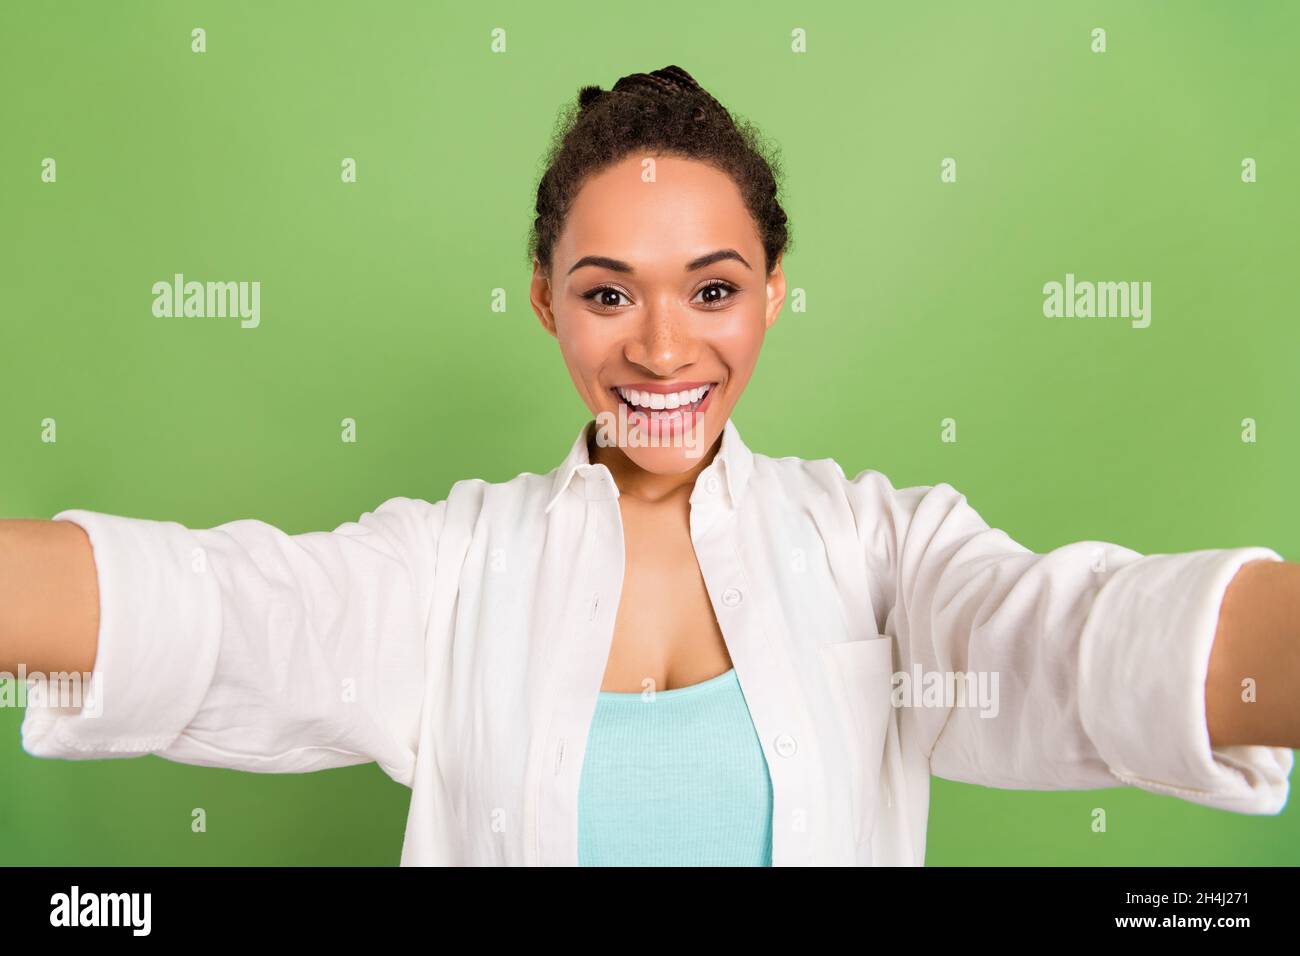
[544,417,755,515]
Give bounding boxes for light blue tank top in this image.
[577,667,774,866]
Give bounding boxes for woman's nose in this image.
[624,306,697,376]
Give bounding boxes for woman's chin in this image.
[621,440,715,475]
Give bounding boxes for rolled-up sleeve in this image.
[847,469,1293,814]
[20,496,445,787]
[1077,548,1292,813]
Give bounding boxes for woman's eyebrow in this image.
[566,249,752,276]
[686,249,751,271]
[567,255,632,275]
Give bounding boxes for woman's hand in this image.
[0,519,99,675]
[1207,559,1300,748]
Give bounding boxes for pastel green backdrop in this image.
[1,0,1296,865]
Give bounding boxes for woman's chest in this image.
[599,495,733,693]
[421,491,895,864]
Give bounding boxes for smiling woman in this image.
[536,152,771,462]
[3,64,1298,869]
[528,65,789,479]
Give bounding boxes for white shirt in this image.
[21,418,1293,865]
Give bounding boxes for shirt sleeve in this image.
[845,468,1293,814]
[19,496,446,787]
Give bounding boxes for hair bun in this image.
[611,64,703,99]
[577,85,607,110]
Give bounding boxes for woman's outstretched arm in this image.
[843,466,1293,814]
[1208,559,1300,748]
[10,499,446,786]
[0,519,99,675]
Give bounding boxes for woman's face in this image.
[530,153,786,476]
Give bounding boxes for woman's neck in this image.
[587,428,722,505]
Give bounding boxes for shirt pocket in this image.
[818,635,895,851]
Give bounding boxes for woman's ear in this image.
[530,258,559,338]
[764,253,787,330]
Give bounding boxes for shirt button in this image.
[774,734,798,758]
[721,587,743,607]
[705,475,720,495]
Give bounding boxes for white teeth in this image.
[615,384,713,410]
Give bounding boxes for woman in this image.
[3,65,1297,867]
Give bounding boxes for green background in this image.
[1,0,1296,865]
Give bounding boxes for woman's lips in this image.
[608,382,718,433]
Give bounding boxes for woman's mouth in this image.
[609,382,717,428]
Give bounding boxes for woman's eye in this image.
[581,286,631,309]
[580,281,738,311]
[693,281,739,307]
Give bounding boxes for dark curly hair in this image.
[528,64,791,277]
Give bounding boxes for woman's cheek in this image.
[709,313,765,367]
[557,319,611,371]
